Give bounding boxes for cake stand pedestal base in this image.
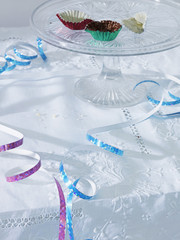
[74,56,146,108]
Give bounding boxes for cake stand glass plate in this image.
[31,0,180,107]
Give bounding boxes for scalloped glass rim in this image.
[30,0,180,56]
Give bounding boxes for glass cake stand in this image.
[31,0,180,107]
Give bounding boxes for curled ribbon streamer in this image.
[0,121,64,240]
[60,162,95,240]
[0,123,41,182]
[5,56,31,66]
[168,91,180,100]
[147,95,180,106]
[4,38,47,68]
[0,57,8,74]
[14,47,38,60]
[6,149,41,182]
[87,74,180,156]
[66,179,93,240]
[87,81,164,156]
[5,59,16,72]
[54,178,66,240]
[0,123,23,152]
[1,40,68,240]
[66,179,79,240]
[5,42,38,66]
[1,39,68,240]
[60,162,94,200]
[0,123,63,240]
[147,74,180,106]
[37,37,47,61]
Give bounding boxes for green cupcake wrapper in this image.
[85,27,122,41]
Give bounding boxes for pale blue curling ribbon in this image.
[14,47,38,60]
[5,53,31,66]
[147,95,180,106]
[87,74,180,156]
[59,162,95,200]
[136,80,180,105]
[168,91,180,100]
[5,43,35,66]
[147,74,180,106]
[1,54,16,72]
[6,60,16,72]
[4,39,47,67]
[0,56,8,74]
[60,162,95,240]
[66,179,93,240]
[66,179,79,240]
[87,79,168,156]
[37,37,47,61]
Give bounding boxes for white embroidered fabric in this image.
[0,27,180,240]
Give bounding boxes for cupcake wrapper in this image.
[56,13,92,30]
[85,28,122,41]
[123,18,144,34]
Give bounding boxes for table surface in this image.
[1,22,180,240]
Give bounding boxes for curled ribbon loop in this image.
[147,75,180,106]
[5,43,38,66]
[60,162,95,200]
[5,58,16,72]
[14,47,38,60]
[147,95,180,106]
[4,39,47,69]
[6,149,41,182]
[0,39,47,75]
[87,74,180,156]
[0,123,23,152]
[168,91,180,100]
[37,37,47,61]
[66,179,79,240]
[0,56,8,74]
[4,49,31,66]
[0,123,41,183]
[59,162,96,240]
[1,40,67,240]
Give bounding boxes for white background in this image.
[0,0,45,27]
[0,0,180,27]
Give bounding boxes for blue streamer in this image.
[87,79,165,156]
[59,162,94,200]
[87,134,124,156]
[6,62,16,72]
[5,54,31,66]
[60,162,94,240]
[144,80,180,106]
[168,91,180,100]
[133,79,160,90]
[67,180,93,240]
[0,60,8,74]
[4,39,47,71]
[147,95,180,106]
[37,38,47,61]
[14,47,38,60]
[67,179,79,240]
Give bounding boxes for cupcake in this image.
[56,10,93,30]
[85,20,122,41]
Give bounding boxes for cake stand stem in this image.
[74,56,146,108]
[100,56,122,80]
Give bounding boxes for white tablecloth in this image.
[0,27,180,240]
